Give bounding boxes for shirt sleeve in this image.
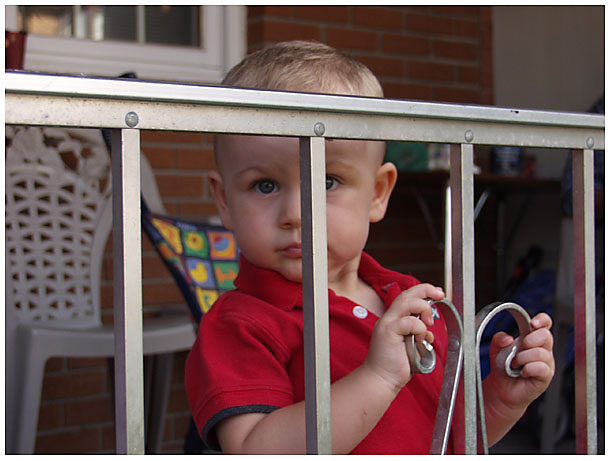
[185,292,296,451]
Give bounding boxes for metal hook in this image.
[406,298,533,454]
[474,301,533,453]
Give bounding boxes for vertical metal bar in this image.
[300,136,332,454]
[444,185,452,297]
[136,5,146,44]
[572,148,597,454]
[73,6,84,39]
[111,129,145,454]
[449,143,476,453]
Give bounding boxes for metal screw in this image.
[313,122,325,136]
[125,111,139,128]
[586,137,594,149]
[448,338,461,352]
[464,130,474,143]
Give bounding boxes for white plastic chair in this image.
[5,126,195,454]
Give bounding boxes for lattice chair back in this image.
[5,126,111,328]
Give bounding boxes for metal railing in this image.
[5,71,604,454]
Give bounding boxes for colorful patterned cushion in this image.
[141,200,239,326]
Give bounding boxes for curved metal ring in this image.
[474,301,533,453]
[422,299,532,454]
[406,334,436,374]
[425,298,464,455]
[475,301,532,378]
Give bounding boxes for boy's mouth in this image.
[281,243,302,258]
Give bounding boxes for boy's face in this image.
[209,135,396,288]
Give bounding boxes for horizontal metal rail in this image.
[5,71,603,454]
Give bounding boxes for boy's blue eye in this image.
[255,180,277,194]
[325,176,338,190]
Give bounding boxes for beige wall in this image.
[493,5,604,113]
[491,6,604,277]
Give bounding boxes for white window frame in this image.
[5,5,246,84]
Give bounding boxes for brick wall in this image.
[248,5,493,105]
[32,5,494,453]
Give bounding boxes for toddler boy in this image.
[185,40,554,454]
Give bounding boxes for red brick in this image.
[366,244,443,269]
[247,19,264,47]
[141,130,205,144]
[433,6,479,18]
[37,403,63,431]
[177,200,221,218]
[262,20,322,43]
[44,357,65,373]
[408,61,455,82]
[458,65,480,84]
[481,69,493,90]
[156,174,204,198]
[326,27,378,51]
[353,6,405,30]
[382,82,433,101]
[142,255,172,279]
[454,18,479,38]
[171,351,189,384]
[41,369,107,401]
[142,281,184,306]
[167,387,190,413]
[294,5,350,23]
[102,424,116,451]
[142,146,175,169]
[102,255,113,281]
[434,86,481,104]
[175,147,217,170]
[480,6,492,27]
[171,413,191,440]
[382,33,430,56]
[65,397,114,426]
[257,5,292,17]
[407,13,453,35]
[36,427,101,454]
[100,283,112,309]
[67,357,108,370]
[357,55,405,78]
[434,39,478,61]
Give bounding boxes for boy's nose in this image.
[279,189,301,229]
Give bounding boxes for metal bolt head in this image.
[313,122,325,136]
[586,137,595,149]
[448,338,461,352]
[464,130,474,143]
[125,111,139,128]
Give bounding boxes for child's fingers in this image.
[520,327,554,352]
[490,331,514,350]
[389,284,444,324]
[394,314,429,342]
[512,346,554,371]
[404,283,445,302]
[519,360,555,382]
[531,312,553,330]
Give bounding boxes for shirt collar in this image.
[234,252,419,311]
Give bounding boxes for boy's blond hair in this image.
[222,40,383,98]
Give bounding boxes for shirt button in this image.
[352,305,368,319]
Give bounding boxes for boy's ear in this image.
[208,170,233,230]
[370,162,398,223]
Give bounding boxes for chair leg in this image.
[13,331,49,454]
[145,353,174,454]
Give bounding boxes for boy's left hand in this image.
[486,312,555,412]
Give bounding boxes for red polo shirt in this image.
[185,252,451,454]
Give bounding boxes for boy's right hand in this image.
[363,284,445,393]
